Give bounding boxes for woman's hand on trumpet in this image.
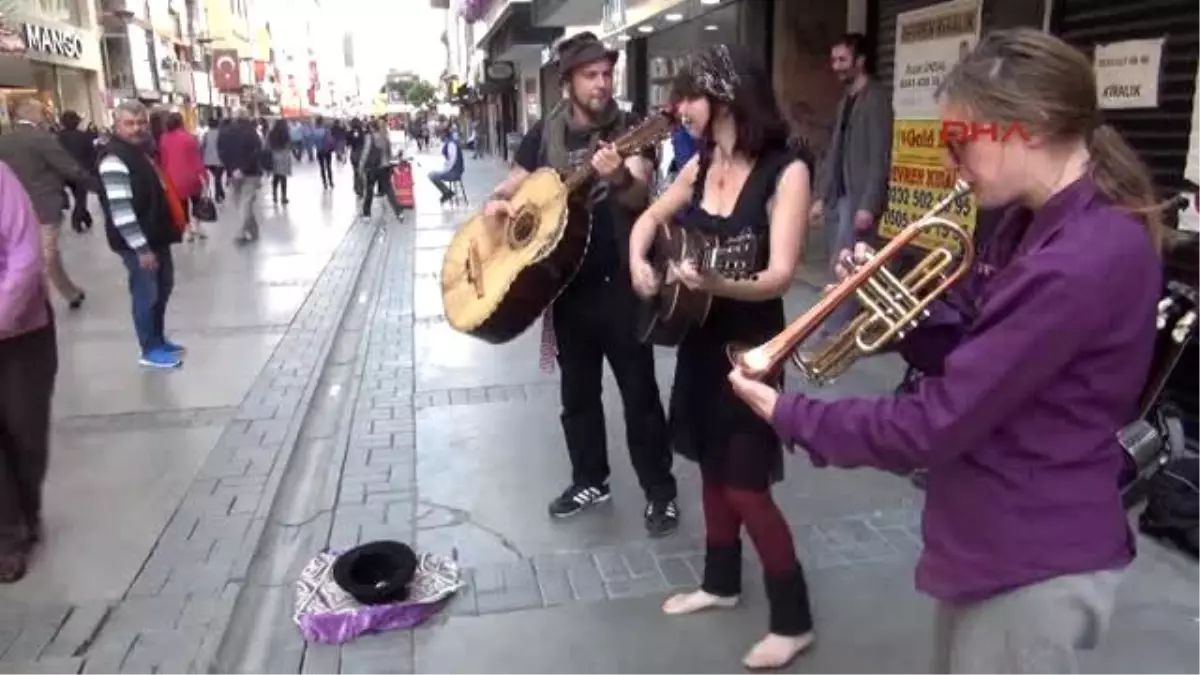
[825,242,875,292]
[727,367,780,422]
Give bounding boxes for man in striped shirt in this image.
[96,101,185,369]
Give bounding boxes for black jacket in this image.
[217,119,264,175]
[59,128,98,173]
[97,136,181,253]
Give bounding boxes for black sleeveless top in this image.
[666,146,802,489]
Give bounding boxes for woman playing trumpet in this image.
[729,28,1163,673]
[629,44,816,669]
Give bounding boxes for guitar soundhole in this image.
[507,211,537,249]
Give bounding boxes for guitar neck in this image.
[563,165,598,194]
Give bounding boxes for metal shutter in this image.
[1053,0,1199,194]
[1054,2,1199,442]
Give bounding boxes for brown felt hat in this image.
[556,32,619,77]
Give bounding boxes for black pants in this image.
[272,174,289,203]
[350,152,364,195]
[317,151,334,187]
[206,165,225,202]
[0,323,57,555]
[360,167,401,218]
[69,180,92,230]
[553,279,676,502]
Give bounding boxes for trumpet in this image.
[728,179,975,385]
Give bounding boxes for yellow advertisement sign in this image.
[878,119,976,253]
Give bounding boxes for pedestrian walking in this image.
[0,161,58,584]
[267,119,293,205]
[218,109,265,244]
[0,98,95,311]
[200,118,226,203]
[157,112,209,241]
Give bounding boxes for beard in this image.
[570,90,610,118]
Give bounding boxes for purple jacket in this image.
[0,161,49,340]
[772,177,1159,603]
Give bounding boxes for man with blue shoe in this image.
[97,101,186,369]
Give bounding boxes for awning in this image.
[0,54,35,89]
[475,1,563,62]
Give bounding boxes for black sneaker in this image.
[548,483,611,518]
[644,499,679,537]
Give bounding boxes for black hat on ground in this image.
[556,32,619,78]
[331,540,418,606]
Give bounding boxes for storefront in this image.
[6,14,105,124]
[0,54,36,133]
[592,0,762,115]
[473,0,562,158]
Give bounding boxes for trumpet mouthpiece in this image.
[738,347,771,374]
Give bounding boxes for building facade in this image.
[0,0,106,129]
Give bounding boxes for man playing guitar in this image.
[481,33,680,536]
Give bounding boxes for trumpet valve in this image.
[1172,310,1196,344]
[1156,297,1174,330]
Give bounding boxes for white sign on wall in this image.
[891,0,981,120]
[1186,66,1199,187]
[1094,37,1164,109]
[1180,192,1200,234]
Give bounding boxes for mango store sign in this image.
[22,22,84,60]
[1094,37,1164,109]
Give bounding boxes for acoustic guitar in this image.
[440,109,677,344]
[637,223,760,346]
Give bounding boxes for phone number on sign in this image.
[880,186,976,251]
[886,186,973,217]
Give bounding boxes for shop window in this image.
[30,62,60,116]
[644,3,740,109]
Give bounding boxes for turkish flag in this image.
[212,49,241,92]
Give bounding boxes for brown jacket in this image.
[0,122,93,223]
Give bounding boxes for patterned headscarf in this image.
[681,44,740,102]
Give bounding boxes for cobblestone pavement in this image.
[1,151,1194,674]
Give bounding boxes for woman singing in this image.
[629,45,815,669]
[729,29,1163,673]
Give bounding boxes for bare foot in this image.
[0,551,29,584]
[662,589,738,615]
[742,632,815,670]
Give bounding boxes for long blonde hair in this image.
[938,28,1164,252]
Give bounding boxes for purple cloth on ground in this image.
[294,548,463,644]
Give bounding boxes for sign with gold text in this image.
[881,0,980,252]
[878,119,976,252]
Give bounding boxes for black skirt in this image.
[667,295,786,491]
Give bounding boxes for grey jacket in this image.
[201,127,222,167]
[358,130,391,173]
[816,78,893,218]
[0,122,92,223]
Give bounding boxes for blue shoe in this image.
[162,339,186,354]
[139,348,182,369]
